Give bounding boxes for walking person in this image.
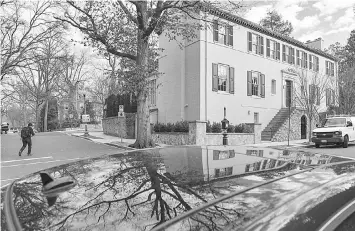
[19,123,35,156]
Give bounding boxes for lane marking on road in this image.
[2,157,89,168]
[0,156,53,164]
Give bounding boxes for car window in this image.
[324,118,346,127]
[335,211,355,231]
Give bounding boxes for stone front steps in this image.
[261,107,295,141]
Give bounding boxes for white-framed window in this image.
[254,112,259,123]
[309,54,319,72]
[266,39,280,60]
[213,150,235,160]
[215,167,233,177]
[247,71,265,98]
[252,72,259,96]
[282,45,295,64]
[297,50,308,68]
[212,63,235,94]
[326,88,335,106]
[326,61,335,76]
[149,79,157,106]
[271,79,276,95]
[218,64,228,91]
[248,32,264,55]
[213,20,233,46]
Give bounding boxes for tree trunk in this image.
[308,117,312,142]
[44,99,48,132]
[129,6,154,149]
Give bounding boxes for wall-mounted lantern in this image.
[221,107,229,145]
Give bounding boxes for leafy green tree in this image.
[55,1,244,149]
[259,10,293,36]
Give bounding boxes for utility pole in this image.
[83,93,89,137]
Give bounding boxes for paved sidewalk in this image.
[59,129,137,150]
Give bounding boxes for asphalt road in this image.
[1,131,125,188]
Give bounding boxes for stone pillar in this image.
[253,123,262,144]
[245,123,262,144]
[188,120,207,145]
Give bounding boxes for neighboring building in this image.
[58,91,85,123]
[155,7,338,141]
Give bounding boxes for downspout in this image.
[204,12,208,121]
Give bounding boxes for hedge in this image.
[153,121,189,133]
[206,121,253,133]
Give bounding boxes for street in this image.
[1,131,125,188]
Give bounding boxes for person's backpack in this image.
[21,127,31,139]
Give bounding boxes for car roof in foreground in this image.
[2,146,354,231]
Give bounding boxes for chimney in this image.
[305,37,324,50]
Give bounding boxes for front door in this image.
[301,115,307,139]
[285,80,292,107]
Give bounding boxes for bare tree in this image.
[55,1,245,148]
[338,67,355,114]
[1,0,64,80]
[293,69,332,141]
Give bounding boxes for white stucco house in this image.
[151,6,338,142]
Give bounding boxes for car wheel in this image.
[343,136,349,148]
[315,144,320,148]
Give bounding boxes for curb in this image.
[69,133,136,150]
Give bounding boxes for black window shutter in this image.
[309,85,314,104]
[282,45,286,61]
[212,63,218,92]
[228,25,233,46]
[247,71,252,96]
[326,88,329,106]
[296,50,300,65]
[309,54,312,70]
[292,48,295,64]
[215,169,220,177]
[213,20,218,42]
[229,67,235,94]
[259,36,264,55]
[316,57,319,71]
[260,74,265,98]
[316,86,320,105]
[248,32,252,51]
[276,43,280,60]
[266,39,270,57]
[229,150,235,158]
[332,90,335,104]
[213,150,219,160]
[305,53,308,68]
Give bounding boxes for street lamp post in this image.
[221,107,229,146]
[83,94,89,137]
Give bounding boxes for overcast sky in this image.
[243,0,355,49]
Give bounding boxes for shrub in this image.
[227,124,235,133]
[174,121,189,132]
[206,121,212,133]
[211,122,222,133]
[153,121,189,133]
[234,124,244,133]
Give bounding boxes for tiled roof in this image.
[201,5,337,62]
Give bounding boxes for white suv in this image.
[312,116,355,148]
